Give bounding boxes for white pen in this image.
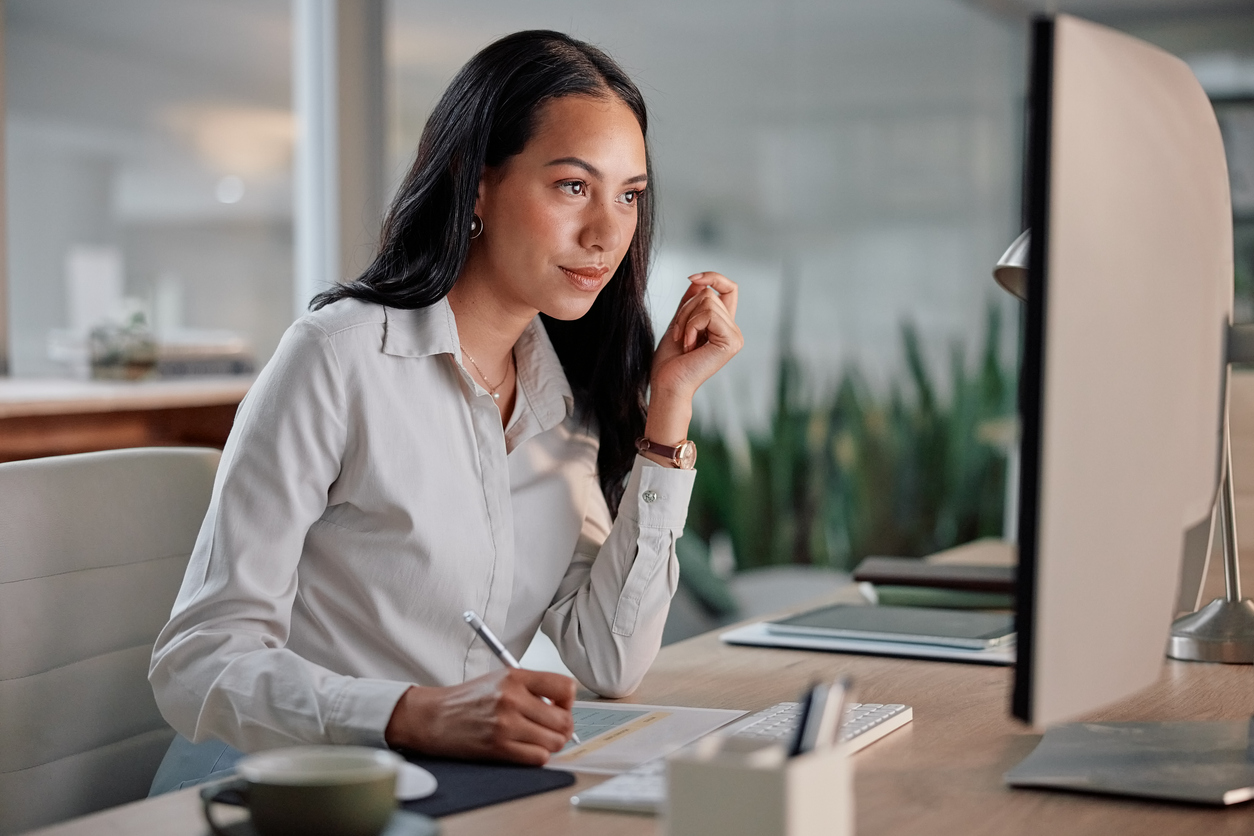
[816,674,852,751]
[463,610,582,746]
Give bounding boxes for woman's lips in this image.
[560,265,610,291]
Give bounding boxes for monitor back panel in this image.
[1018,14,1231,726]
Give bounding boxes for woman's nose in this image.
[578,200,624,252]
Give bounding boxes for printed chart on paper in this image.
[564,706,653,752]
[548,701,746,774]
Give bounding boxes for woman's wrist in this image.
[385,685,434,751]
[642,389,693,467]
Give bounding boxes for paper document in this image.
[549,701,746,774]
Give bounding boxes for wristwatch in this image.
[636,436,698,470]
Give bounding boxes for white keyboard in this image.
[570,701,912,814]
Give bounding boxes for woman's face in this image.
[469,93,647,322]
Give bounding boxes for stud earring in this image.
[470,214,483,239]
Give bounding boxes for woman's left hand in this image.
[651,272,743,402]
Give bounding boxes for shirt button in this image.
[642,490,658,503]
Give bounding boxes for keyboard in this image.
[570,701,912,814]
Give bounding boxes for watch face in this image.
[676,440,697,470]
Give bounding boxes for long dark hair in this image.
[311,31,655,515]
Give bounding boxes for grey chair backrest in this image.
[0,447,220,835]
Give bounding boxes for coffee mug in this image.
[200,745,402,836]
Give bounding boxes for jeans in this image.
[148,733,246,796]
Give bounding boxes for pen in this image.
[789,674,853,756]
[463,610,582,745]
[815,674,852,751]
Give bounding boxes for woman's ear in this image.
[473,171,490,219]
[473,180,485,218]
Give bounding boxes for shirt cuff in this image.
[328,677,415,747]
[619,454,696,529]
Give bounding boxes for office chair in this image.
[0,447,219,835]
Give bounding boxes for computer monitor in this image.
[1013,14,1232,727]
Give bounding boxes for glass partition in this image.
[5,0,293,378]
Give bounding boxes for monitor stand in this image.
[1007,343,1254,807]
[1005,716,1254,805]
[1169,386,1254,664]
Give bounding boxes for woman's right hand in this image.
[384,669,577,765]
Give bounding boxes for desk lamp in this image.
[994,232,1254,663]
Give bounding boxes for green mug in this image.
[200,745,402,836]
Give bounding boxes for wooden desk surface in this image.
[26,610,1254,836]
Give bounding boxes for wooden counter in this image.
[0,377,252,462]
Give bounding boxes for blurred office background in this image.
[6,0,292,378]
[4,0,1253,633]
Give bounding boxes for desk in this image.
[25,596,1254,836]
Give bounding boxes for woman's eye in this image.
[559,181,585,196]
[618,189,642,206]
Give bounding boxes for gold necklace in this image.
[462,348,513,401]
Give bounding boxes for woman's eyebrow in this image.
[546,156,647,185]
[547,156,602,178]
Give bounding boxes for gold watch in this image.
[636,437,697,470]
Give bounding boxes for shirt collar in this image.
[380,297,460,359]
[512,316,575,434]
[381,298,574,432]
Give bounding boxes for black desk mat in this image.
[399,755,575,818]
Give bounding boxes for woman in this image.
[148,30,741,789]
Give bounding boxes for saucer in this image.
[396,762,438,801]
[217,809,439,836]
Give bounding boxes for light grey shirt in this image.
[149,297,694,753]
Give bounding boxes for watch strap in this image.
[635,437,697,469]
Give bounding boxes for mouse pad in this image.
[398,755,575,817]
